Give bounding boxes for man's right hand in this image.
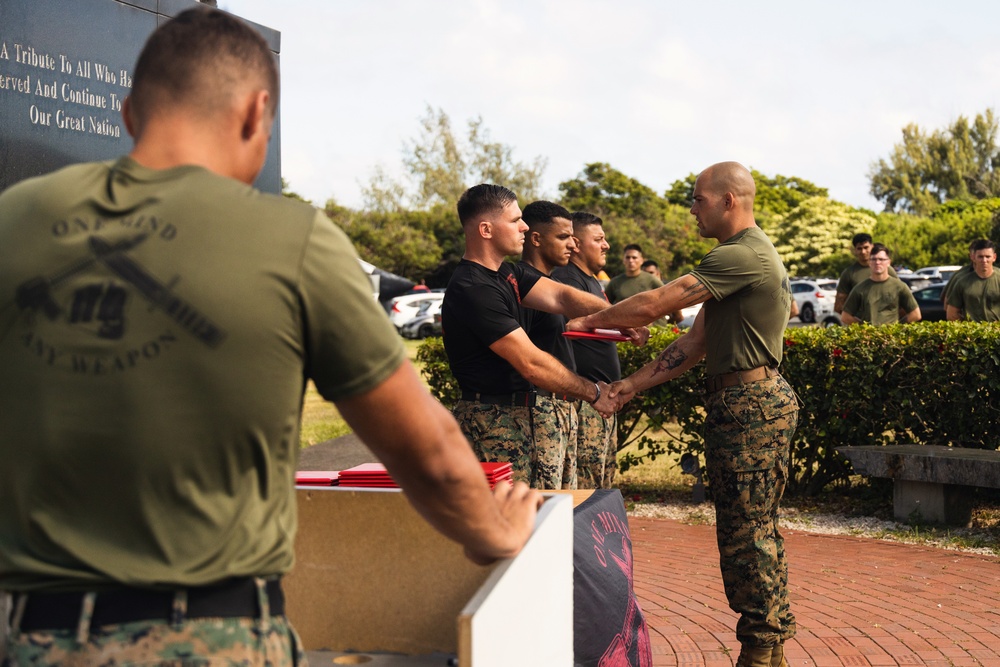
[608,379,638,411]
[464,481,544,566]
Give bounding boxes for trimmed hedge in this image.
[417,321,1000,495]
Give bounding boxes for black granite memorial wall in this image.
[0,0,281,194]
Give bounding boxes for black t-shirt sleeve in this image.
[447,277,521,347]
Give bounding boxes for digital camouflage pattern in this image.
[702,376,798,649]
[3,580,305,667]
[533,396,577,490]
[576,402,617,490]
[452,401,533,484]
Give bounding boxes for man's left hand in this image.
[622,326,650,347]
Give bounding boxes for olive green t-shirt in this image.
[836,262,897,295]
[946,270,1000,321]
[605,271,662,303]
[604,271,668,327]
[689,227,792,376]
[843,277,919,325]
[941,264,974,304]
[0,158,405,591]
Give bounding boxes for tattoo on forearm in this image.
[680,279,710,306]
[653,344,687,376]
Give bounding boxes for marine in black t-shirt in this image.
[552,262,620,384]
[442,259,541,395]
[517,261,576,371]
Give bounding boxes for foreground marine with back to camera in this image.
[0,8,541,666]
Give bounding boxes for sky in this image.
[225,0,1000,212]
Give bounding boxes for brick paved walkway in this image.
[630,518,1000,667]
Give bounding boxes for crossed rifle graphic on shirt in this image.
[14,233,227,348]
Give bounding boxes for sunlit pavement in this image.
[631,517,1000,667]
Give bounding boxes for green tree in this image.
[558,163,712,278]
[281,178,312,205]
[561,163,670,221]
[874,197,1000,269]
[762,197,876,278]
[362,106,547,212]
[869,108,1000,215]
[326,205,445,281]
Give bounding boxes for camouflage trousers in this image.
[534,396,578,490]
[703,376,798,649]
[575,401,617,490]
[452,397,577,489]
[2,579,306,667]
[453,401,533,484]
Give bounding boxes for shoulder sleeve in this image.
[836,267,852,295]
[511,261,542,298]
[299,210,406,401]
[445,269,522,346]
[899,282,918,311]
[551,266,587,291]
[946,274,969,308]
[690,243,758,301]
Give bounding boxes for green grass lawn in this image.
[299,338,424,448]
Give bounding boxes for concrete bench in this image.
[836,445,1000,526]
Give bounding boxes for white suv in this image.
[790,279,838,324]
[387,292,444,330]
[914,266,963,282]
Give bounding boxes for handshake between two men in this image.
[569,271,712,420]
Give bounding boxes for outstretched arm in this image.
[336,360,543,565]
[608,308,708,407]
[522,276,610,318]
[490,328,618,415]
[566,274,711,331]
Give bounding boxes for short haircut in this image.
[522,201,572,230]
[852,233,873,247]
[870,243,892,259]
[570,211,603,233]
[623,243,643,255]
[130,8,279,127]
[457,184,518,227]
[641,259,659,270]
[970,239,996,253]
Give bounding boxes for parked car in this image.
[789,279,838,324]
[914,265,963,282]
[911,284,948,321]
[400,300,443,339]
[897,274,937,291]
[387,292,444,330]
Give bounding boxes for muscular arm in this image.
[834,292,848,314]
[840,310,861,325]
[609,308,708,404]
[336,360,542,564]
[566,274,711,331]
[490,328,617,414]
[491,328,603,399]
[946,305,963,321]
[522,276,610,318]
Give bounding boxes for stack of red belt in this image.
[295,462,512,489]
